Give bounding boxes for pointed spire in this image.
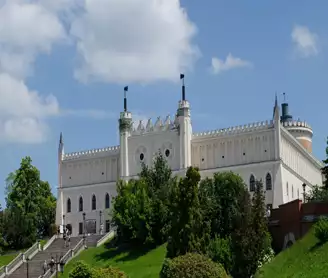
[59,132,63,144]
[275,92,278,108]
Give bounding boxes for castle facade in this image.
[56,80,323,237]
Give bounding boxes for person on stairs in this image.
[63,228,67,248]
[43,260,48,274]
[68,230,71,248]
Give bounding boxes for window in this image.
[292,185,294,198]
[249,174,255,192]
[79,222,83,235]
[286,182,289,196]
[79,196,83,212]
[92,195,96,210]
[105,220,110,233]
[105,193,110,209]
[265,173,272,191]
[67,198,71,213]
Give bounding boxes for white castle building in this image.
[56,77,323,237]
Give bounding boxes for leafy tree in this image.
[231,179,269,278]
[4,157,56,249]
[69,261,93,278]
[112,179,153,244]
[306,185,328,202]
[207,237,233,275]
[322,137,328,189]
[139,152,175,244]
[199,172,248,239]
[166,167,210,258]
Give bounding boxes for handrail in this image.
[5,252,23,274]
[0,266,5,277]
[24,241,39,260]
[72,239,84,255]
[43,234,57,251]
[96,230,116,247]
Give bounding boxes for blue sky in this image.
[0,0,327,205]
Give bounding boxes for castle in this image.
[55,75,323,237]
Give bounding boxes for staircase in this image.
[8,237,81,278]
[85,235,103,247]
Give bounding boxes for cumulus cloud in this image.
[211,53,253,74]
[70,0,199,84]
[291,25,319,58]
[0,1,65,143]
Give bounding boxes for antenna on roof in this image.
[180,73,185,101]
[124,86,128,112]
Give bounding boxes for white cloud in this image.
[291,25,319,58]
[0,1,65,143]
[70,0,199,84]
[211,53,253,74]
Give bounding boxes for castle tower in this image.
[280,95,313,153]
[119,86,132,178]
[177,74,192,169]
[56,132,64,225]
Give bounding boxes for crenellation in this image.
[193,120,274,138]
[131,114,178,135]
[63,145,120,161]
[282,120,312,130]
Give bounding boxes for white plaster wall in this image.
[280,129,322,187]
[192,129,275,169]
[59,182,117,237]
[61,155,119,187]
[128,129,180,176]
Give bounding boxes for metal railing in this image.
[0,266,6,277]
[43,234,57,251]
[5,252,23,274]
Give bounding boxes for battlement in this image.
[131,114,179,136]
[282,120,312,130]
[193,120,274,139]
[63,145,120,161]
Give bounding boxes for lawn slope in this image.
[60,242,166,278]
[256,229,328,278]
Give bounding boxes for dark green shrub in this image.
[93,266,127,278]
[69,261,93,278]
[160,253,228,278]
[314,217,328,243]
[207,237,233,274]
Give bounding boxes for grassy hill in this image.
[256,229,328,278]
[59,242,166,278]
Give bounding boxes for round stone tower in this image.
[280,102,313,153]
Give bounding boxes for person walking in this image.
[43,260,48,274]
[63,229,67,248]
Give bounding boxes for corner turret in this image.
[279,94,313,153]
[119,86,132,178]
[178,74,192,169]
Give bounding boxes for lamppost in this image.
[302,183,307,203]
[83,212,86,241]
[26,257,29,278]
[47,255,65,278]
[99,210,103,235]
[63,214,66,236]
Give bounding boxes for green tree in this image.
[4,157,56,248]
[112,179,153,244]
[69,261,94,278]
[306,185,328,202]
[166,167,210,258]
[322,137,328,189]
[199,172,248,239]
[139,152,175,244]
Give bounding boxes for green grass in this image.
[256,229,328,278]
[0,254,19,267]
[59,242,167,278]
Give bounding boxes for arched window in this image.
[105,193,110,209]
[92,195,96,210]
[265,173,272,191]
[292,185,294,198]
[67,198,71,213]
[249,174,255,192]
[286,182,289,196]
[79,196,83,212]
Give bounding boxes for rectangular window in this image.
[105,220,110,233]
[79,222,83,235]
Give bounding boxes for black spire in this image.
[59,132,63,144]
[180,73,185,101]
[124,86,128,112]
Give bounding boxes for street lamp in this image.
[83,212,86,240]
[99,210,103,235]
[26,257,29,278]
[302,183,306,203]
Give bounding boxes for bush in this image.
[69,261,93,278]
[207,237,233,274]
[314,217,328,243]
[93,266,127,278]
[160,253,228,278]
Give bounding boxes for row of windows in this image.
[249,173,272,192]
[67,193,111,213]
